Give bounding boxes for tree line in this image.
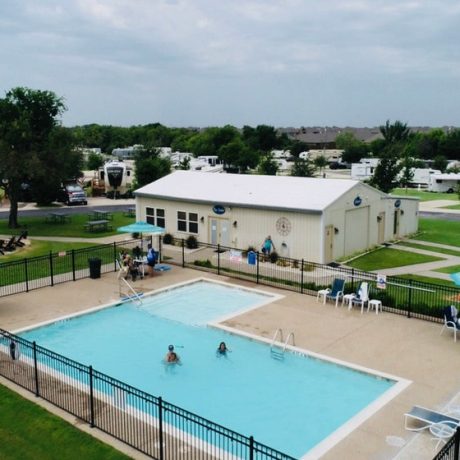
[2,86,460,227]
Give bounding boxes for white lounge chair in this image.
[404,405,460,432]
[440,305,460,342]
[346,282,369,314]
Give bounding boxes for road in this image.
[0,197,135,219]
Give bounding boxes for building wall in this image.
[136,196,323,262]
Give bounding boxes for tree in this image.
[432,155,448,172]
[218,138,259,172]
[134,147,171,188]
[87,152,104,171]
[379,120,410,145]
[313,155,328,176]
[369,145,401,193]
[177,156,190,170]
[398,154,415,190]
[0,87,70,228]
[289,140,309,158]
[291,158,316,177]
[335,131,370,164]
[257,155,279,176]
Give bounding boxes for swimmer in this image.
[216,341,230,355]
[165,345,181,364]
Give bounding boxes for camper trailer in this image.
[96,160,134,198]
[429,173,460,193]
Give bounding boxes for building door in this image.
[209,218,230,246]
[377,212,385,244]
[324,225,334,263]
[393,210,400,237]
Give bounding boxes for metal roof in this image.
[135,171,364,212]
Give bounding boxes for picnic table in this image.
[84,220,112,232]
[123,207,136,217]
[45,212,71,224]
[89,210,113,220]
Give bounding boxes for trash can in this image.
[88,257,102,279]
[247,251,257,266]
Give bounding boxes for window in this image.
[177,211,198,234]
[146,207,165,227]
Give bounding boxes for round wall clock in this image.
[276,217,291,236]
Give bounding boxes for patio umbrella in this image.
[450,272,460,287]
[117,221,165,234]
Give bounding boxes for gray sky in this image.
[1,0,459,128]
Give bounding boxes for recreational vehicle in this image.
[429,173,460,193]
[97,160,134,198]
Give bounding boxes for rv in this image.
[96,160,134,198]
[429,173,460,193]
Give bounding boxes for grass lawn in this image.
[0,384,129,460]
[346,247,443,271]
[0,240,98,262]
[397,241,460,257]
[443,204,460,210]
[391,188,459,201]
[397,274,457,288]
[436,265,460,274]
[0,212,135,238]
[413,218,460,246]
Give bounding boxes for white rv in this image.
[99,160,134,198]
[429,173,460,193]
[351,158,380,181]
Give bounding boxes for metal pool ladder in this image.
[270,328,295,360]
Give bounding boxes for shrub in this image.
[194,259,213,268]
[243,245,256,256]
[163,233,173,245]
[291,260,299,269]
[269,251,279,263]
[276,258,290,267]
[186,235,198,249]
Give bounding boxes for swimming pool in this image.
[19,279,401,458]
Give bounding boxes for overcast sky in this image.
[1,1,459,128]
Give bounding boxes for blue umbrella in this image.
[117,221,165,234]
[450,272,460,287]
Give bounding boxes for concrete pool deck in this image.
[0,267,458,459]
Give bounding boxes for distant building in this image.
[112,144,144,160]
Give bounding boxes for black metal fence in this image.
[433,428,460,460]
[0,328,295,460]
[162,237,460,324]
[0,238,145,297]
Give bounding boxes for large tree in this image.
[0,87,72,227]
[134,147,171,188]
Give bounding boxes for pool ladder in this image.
[270,329,295,360]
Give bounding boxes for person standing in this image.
[262,235,275,257]
[146,244,157,277]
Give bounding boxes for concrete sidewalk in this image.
[419,199,460,214]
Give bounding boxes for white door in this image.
[209,218,230,246]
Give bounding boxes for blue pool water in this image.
[21,280,394,458]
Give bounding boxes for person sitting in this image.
[165,344,180,364]
[123,254,139,281]
[216,341,230,356]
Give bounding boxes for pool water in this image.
[20,280,395,458]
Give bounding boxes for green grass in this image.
[0,384,130,460]
[0,212,135,238]
[391,188,459,201]
[443,204,460,210]
[0,240,98,262]
[435,265,460,275]
[346,247,443,271]
[397,241,460,257]
[413,218,460,246]
[397,274,457,287]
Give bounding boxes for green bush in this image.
[269,251,279,263]
[194,259,213,268]
[186,235,198,249]
[163,233,173,245]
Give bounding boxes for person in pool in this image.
[216,342,230,355]
[165,345,180,364]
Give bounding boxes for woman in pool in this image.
[216,342,230,356]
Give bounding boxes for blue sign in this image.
[212,204,226,215]
[394,199,401,208]
[353,196,362,207]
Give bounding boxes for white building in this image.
[134,171,419,264]
[429,173,460,193]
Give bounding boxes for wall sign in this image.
[353,196,362,207]
[212,204,226,215]
[394,199,401,208]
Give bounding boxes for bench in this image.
[84,220,112,232]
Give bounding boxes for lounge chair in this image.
[404,405,460,432]
[351,282,369,313]
[4,236,16,252]
[317,278,346,307]
[14,230,28,248]
[440,305,460,342]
